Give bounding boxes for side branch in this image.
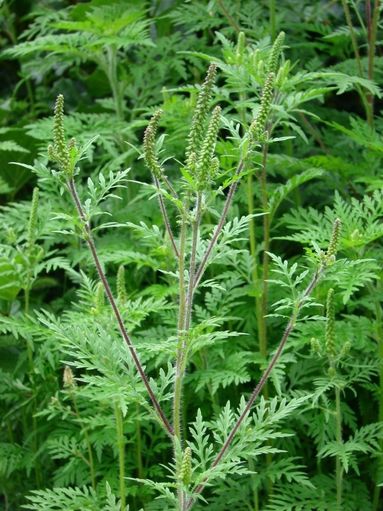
[193,160,244,290]
[154,176,180,258]
[185,265,325,509]
[67,178,174,437]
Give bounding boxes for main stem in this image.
[174,210,188,443]
[174,206,189,510]
[185,265,325,510]
[184,193,202,332]
[174,192,203,510]
[173,161,243,508]
[67,178,173,436]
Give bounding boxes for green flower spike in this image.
[186,63,217,169]
[196,105,221,189]
[117,264,127,304]
[48,94,77,178]
[143,109,164,178]
[94,282,104,314]
[179,446,192,485]
[326,218,342,262]
[268,31,285,74]
[236,31,246,62]
[249,72,275,143]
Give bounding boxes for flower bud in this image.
[94,282,104,313]
[236,31,246,62]
[326,218,341,261]
[196,105,221,189]
[186,64,217,169]
[249,72,275,143]
[179,446,192,485]
[267,31,285,74]
[117,265,127,303]
[143,109,164,178]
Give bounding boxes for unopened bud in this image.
[326,218,341,261]
[249,72,275,143]
[94,282,104,313]
[179,447,192,485]
[267,31,285,74]
[117,265,127,303]
[186,64,217,168]
[143,109,164,178]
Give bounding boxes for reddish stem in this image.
[67,178,174,437]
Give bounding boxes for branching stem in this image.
[185,265,325,510]
[67,178,174,437]
[154,176,180,258]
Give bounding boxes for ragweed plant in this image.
[44,64,343,510]
[1,3,383,510]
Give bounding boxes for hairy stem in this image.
[185,265,325,509]
[174,207,189,509]
[67,178,173,436]
[174,209,188,440]
[114,404,126,509]
[154,176,180,258]
[136,404,144,480]
[184,192,203,332]
[335,385,343,511]
[70,390,96,489]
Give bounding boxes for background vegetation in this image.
[0,0,382,510]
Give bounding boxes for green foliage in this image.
[1,1,382,510]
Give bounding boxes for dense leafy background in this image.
[0,1,382,510]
